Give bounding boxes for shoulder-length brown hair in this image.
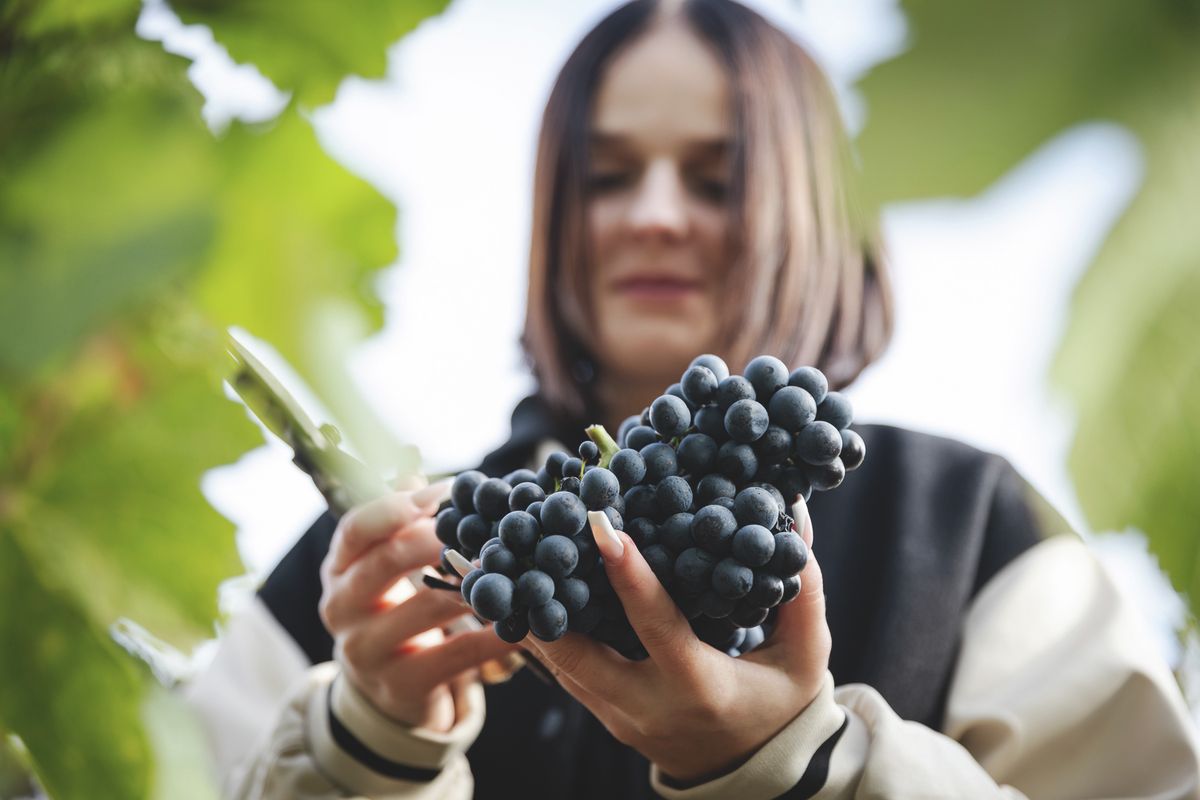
[523,0,893,419]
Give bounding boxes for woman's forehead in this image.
[590,20,731,151]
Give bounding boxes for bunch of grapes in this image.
[434,354,864,659]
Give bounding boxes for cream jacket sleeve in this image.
[184,598,479,800]
[651,534,1200,799]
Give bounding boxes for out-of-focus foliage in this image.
[171,0,449,107]
[855,0,1200,613]
[0,0,447,795]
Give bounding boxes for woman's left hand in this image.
[521,496,830,784]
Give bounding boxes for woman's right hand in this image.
[318,480,518,732]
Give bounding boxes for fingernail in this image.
[445,548,475,578]
[792,494,812,540]
[588,510,624,561]
[412,477,453,507]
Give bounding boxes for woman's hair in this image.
[522,0,894,419]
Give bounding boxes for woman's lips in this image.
[612,276,703,301]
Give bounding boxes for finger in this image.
[328,479,452,574]
[587,511,700,668]
[396,628,520,693]
[522,628,630,698]
[321,520,446,630]
[345,589,477,668]
[522,641,632,732]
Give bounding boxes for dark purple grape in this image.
[677,433,718,475]
[556,577,590,614]
[752,425,793,465]
[435,507,463,547]
[716,441,758,483]
[561,456,584,479]
[693,405,727,440]
[788,366,828,405]
[642,544,674,587]
[744,355,789,402]
[494,614,529,643]
[580,467,620,510]
[602,506,624,532]
[674,548,718,593]
[650,394,692,438]
[624,484,657,520]
[470,573,515,621]
[515,570,555,607]
[767,531,808,577]
[617,415,641,447]
[534,535,579,579]
[504,468,538,487]
[528,599,568,641]
[535,467,556,494]
[659,512,696,553]
[805,458,845,491]
[481,543,518,577]
[451,470,486,514]
[571,532,598,577]
[625,517,658,547]
[767,386,817,432]
[796,420,842,466]
[509,481,546,512]
[781,574,802,603]
[540,491,587,537]
[640,442,678,483]
[681,365,719,407]
[731,601,769,628]
[545,452,570,477]
[711,557,753,599]
[715,375,756,412]
[460,568,484,604]
[656,475,693,517]
[456,513,491,554]
[690,354,730,382]
[746,571,785,608]
[816,391,853,430]
[692,504,737,555]
[841,429,866,471]
[609,448,647,490]
[724,399,769,443]
[578,440,600,464]
[560,476,581,494]
[734,487,779,529]
[696,473,737,505]
[473,478,513,521]
[732,524,775,567]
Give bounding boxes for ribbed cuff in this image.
[304,664,485,796]
[650,671,846,800]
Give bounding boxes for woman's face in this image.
[585,18,733,386]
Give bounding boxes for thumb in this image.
[750,495,829,668]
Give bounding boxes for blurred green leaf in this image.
[170,0,452,107]
[12,316,260,643]
[855,0,1200,611]
[0,527,151,800]
[144,685,219,800]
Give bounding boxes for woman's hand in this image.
[521,495,830,784]
[319,479,518,732]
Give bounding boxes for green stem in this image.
[586,425,621,469]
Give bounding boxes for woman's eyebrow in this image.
[587,132,731,159]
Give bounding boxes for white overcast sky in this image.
[139,0,1188,666]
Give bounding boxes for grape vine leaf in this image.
[170,0,453,107]
[853,0,1200,608]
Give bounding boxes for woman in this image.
[187,1,1200,797]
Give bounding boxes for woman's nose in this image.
[627,159,689,241]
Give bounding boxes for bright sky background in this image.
[139,0,1188,668]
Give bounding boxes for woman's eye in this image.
[692,177,728,203]
[587,172,634,192]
